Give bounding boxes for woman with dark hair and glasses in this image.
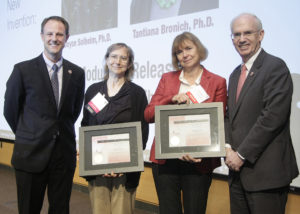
[144,32,227,214]
[81,43,149,214]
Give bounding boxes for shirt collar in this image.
[42,52,63,70]
[243,48,262,71]
[179,69,202,86]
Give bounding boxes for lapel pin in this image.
[68,70,72,74]
[249,72,254,76]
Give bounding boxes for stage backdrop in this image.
[1,0,300,188]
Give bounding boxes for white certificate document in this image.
[169,114,211,147]
[91,133,130,165]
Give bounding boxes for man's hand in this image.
[225,148,244,171]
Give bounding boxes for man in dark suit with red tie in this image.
[4,16,85,214]
[225,13,298,214]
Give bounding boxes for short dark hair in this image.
[103,43,135,81]
[171,32,208,70]
[41,16,69,36]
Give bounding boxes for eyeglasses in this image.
[109,54,128,63]
[231,30,260,40]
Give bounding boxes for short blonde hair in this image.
[172,32,208,70]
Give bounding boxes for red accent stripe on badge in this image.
[88,101,100,113]
[186,91,198,104]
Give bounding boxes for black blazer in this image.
[81,80,149,188]
[225,49,299,191]
[4,54,85,173]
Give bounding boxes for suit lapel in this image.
[173,70,182,94]
[231,50,266,122]
[58,60,72,113]
[37,55,58,110]
[199,68,211,98]
[228,67,240,122]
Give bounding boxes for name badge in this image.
[85,92,108,115]
[186,85,210,103]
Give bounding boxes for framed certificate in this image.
[155,102,225,159]
[79,122,144,176]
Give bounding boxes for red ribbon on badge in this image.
[186,91,199,104]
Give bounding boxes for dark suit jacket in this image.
[225,49,299,191]
[144,68,227,173]
[4,54,85,173]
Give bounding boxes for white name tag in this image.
[186,85,209,103]
[85,92,108,115]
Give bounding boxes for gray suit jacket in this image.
[4,54,85,173]
[225,49,298,191]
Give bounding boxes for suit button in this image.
[53,135,57,140]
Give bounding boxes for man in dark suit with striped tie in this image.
[4,16,85,214]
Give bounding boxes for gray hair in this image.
[103,43,135,81]
[230,13,263,32]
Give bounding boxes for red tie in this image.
[236,64,247,102]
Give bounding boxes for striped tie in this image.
[51,64,59,107]
[236,64,247,102]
